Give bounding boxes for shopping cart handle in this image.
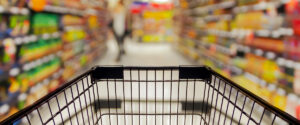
[179,66,212,81]
[91,66,124,79]
[91,66,212,82]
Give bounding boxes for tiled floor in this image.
[97,39,193,66]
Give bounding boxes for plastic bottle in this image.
[259,80,272,102]
[286,94,298,117]
[17,93,27,110]
[273,88,287,111]
[277,58,288,85]
[268,84,277,102]
[295,99,300,120]
[286,60,295,88]
[262,52,277,83]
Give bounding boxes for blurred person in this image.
[111,0,131,62]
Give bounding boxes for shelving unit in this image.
[0,0,108,121]
[176,0,300,119]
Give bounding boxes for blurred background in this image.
[1,0,300,122]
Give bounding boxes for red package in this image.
[296,105,300,120]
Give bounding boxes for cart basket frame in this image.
[1,66,299,125]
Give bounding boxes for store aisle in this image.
[97,39,193,66]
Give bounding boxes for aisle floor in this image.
[97,39,193,66]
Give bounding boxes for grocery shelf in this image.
[198,40,297,92]
[31,68,62,87]
[233,28,294,39]
[0,6,30,15]
[204,28,294,39]
[41,5,85,16]
[198,41,232,56]
[191,1,235,14]
[0,0,108,121]
[195,44,290,93]
[188,0,235,9]
[0,68,63,117]
[32,69,63,94]
[202,14,233,22]
[0,51,62,83]
[233,1,282,14]
[236,44,280,59]
[204,29,235,38]
[63,39,85,48]
[21,51,62,72]
[178,9,300,111]
[198,39,285,68]
[64,25,85,31]
[13,32,61,45]
[63,45,106,82]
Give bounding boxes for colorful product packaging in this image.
[286,94,298,117]
[272,88,287,111]
[32,13,58,35]
[293,62,300,94]
[261,52,280,83]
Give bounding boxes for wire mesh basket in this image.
[1,66,299,125]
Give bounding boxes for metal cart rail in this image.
[1,66,299,125]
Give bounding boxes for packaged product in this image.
[261,52,279,83]
[272,88,287,111]
[277,58,288,86]
[285,60,295,88]
[259,80,271,102]
[286,94,298,117]
[0,15,8,39]
[293,63,300,94]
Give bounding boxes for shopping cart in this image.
[1,66,299,125]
